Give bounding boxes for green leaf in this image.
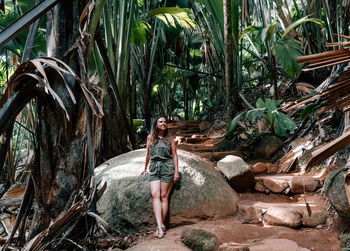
[131,20,151,46]
[265,98,278,112]
[227,113,243,134]
[250,108,265,124]
[146,7,196,29]
[256,98,266,109]
[300,102,328,120]
[240,25,261,40]
[301,91,318,100]
[261,21,276,42]
[272,39,304,77]
[282,16,325,39]
[264,98,280,125]
[274,112,296,136]
[300,104,315,120]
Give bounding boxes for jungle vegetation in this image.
[0,0,347,248]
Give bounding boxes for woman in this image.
[141,116,180,238]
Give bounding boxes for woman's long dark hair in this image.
[149,116,171,146]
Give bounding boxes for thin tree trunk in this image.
[184,81,188,120]
[184,48,190,120]
[273,0,296,39]
[223,0,236,116]
[0,0,4,12]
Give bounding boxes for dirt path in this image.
[127,215,340,250]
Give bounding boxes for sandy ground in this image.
[126,214,340,251]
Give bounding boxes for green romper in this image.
[149,138,175,183]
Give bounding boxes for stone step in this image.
[185,135,208,144]
[237,193,327,229]
[254,174,322,195]
[177,143,217,152]
[193,151,243,162]
[169,128,201,136]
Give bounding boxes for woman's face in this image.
[157,117,167,131]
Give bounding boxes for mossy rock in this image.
[181,227,218,251]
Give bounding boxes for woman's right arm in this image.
[141,135,151,175]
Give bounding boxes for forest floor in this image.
[127,214,340,250]
[126,119,343,250]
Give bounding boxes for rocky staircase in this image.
[169,121,330,231]
[237,171,328,230]
[127,126,339,250]
[168,120,242,162]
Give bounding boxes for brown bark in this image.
[273,0,296,39]
[29,0,91,237]
[223,0,237,116]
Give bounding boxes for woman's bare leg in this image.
[160,182,173,222]
[150,180,163,228]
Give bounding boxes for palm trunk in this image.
[29,0,92,237]
[223,0,236,116]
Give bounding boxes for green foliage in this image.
[131,20,151,46]
[300,102,328,120]
[146,7,196,29]
[261,21,277,42]
[152,65,182,118]
[281,16,325,39]
[132,119,145,133]
[240,25,260,40]
[228,98,296,137]
[272,39,304,78]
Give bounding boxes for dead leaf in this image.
[296,82,315,94]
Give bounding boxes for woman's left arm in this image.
[172,138,180,183]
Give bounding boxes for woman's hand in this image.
[141,170,148,175]
[174,172,180,183]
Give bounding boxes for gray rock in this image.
[341,234,350,250]
[255,135,283,159]
[324,167,350,220]
[217,155,255,192]
[96,149,239,233]
[263,207,302,228]
[302,210,327,227]
[181,227,218,251]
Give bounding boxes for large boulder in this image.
[324,167,350,221]
[95,149,239,233]
[217,155,255,192]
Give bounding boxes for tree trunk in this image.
[0,0,4,12]
[143,44,152,131]
[184,81,188,120]
[29,0,93,237]
[223,0,237,116]
[273,0,296,39]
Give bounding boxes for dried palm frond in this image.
[2,57,79,120]
[285,40,350,114]
[286,38,350,169]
